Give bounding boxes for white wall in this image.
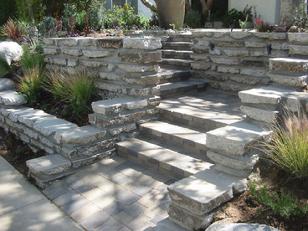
[138,0,155,18]
[228,0,280,24]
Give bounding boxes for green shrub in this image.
[185,10,202,28]
[20,45,44,72]
[264,113,308,178]
[38,16,56,36]
[249,182,308,219]
[223,6,253,28]
[66,73,97,117]
[46,71,97,118]
[103,4,150,29]
[18,67,44,104]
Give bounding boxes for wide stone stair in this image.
[116,89,272,230]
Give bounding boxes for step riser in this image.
[162,60,192,68]
[167,36,192,43]
[117,145,190,179]
[159,72,192,84]
[160,86,205,99]
[162,51,192,60]
[139,126,208,161]
[270,60,308,74]
[162,43,192,51]
[159,109,225,132]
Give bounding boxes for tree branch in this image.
[140,0,157,13]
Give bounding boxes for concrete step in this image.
[139,121,207,160]
[168,169,246,230]
[206,121,271,156]
[116,138,213,179]
[159,93,243,132]
[158,79,208,99]
[162,58,193,68]
[269,57,308,73]
[162,42,193,51]
[162,50,193,60]
[268,71,308,89]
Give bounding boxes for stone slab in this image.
[0,78,15,91]
[241,105,279,124]
[206,222,279,231]
[206,121,271,156]
[0,90,26,106]
[123,37,162,50]
[54,125,106,144]
[26,154,71,176]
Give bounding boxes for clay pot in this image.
[156,0,186,29]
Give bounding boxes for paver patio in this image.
[0,156,82,231]
[42,156,188,231]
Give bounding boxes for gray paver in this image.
[0,156,81,231]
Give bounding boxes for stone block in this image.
[8,108,35,122]
[33,117,78,137]
[289,45,308,56]
[92,97,148,115]
[83,50,110,58]
[270,58,308,73]
[0,78,15,91]
[62,48,82,56]
[80,59,104,68]
[239,87,286,105]
[26,154,71,176]
[18,109,55,127]
[223,48,249,57]
[54,125,106,144]
[210,56,240,65]
[0,91,26,106]
[43,47,58,55]
[288,33,308,44]
[268,72,308,88]
[57,38,79,46]
[217,66,240,74]
[191,62,211,71]
[96,38,123,48]
[123,37,162,50]
[206,121,271,156]
[240,67,266,77]
[117,64,159,73]
[168,203,213,231]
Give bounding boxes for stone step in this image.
[26,154,74,188]
[269,57,308,73]
[268,72,308,89]
[162,42,193,51]
[158,79,208,99]
[116,138,213,179]
[139,121,207,160]
[162,50,193,60]
[162,58,193,68]
[159,94,243,132]
[167,33,193,43]
[168,169,246,230]
[157,66,192,84]
[0,78,15,91]
[92,97,149,115]
[0,90,26,106]
[206,121,271,156]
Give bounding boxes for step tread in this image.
[162,50,193,54]
[117,138,212,175]
[140,121,206,145]
[159,93,243,126]
[270,57,308,63]
[162,58,193,63]
[168,168,246,214]
[159,79,208,91]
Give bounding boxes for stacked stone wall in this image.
[190,29,289,92]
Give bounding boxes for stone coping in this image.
[43,36,162,50]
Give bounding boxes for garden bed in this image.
[215,163,308,231]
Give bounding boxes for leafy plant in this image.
[264,113,308,178]
[290,2,308,30]
[184,9,202,28]
[249,182,308,219]
[20,45,44,72]
[223,6,253,28]
[38,17,57,37]
[1,18,25,42]
[18,67,44,104]
[254,17,271,32]
[103,4,150,29]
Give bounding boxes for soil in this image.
[0,129,44,176]
[215,161,308,231]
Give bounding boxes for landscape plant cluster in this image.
[17,45,98,125]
